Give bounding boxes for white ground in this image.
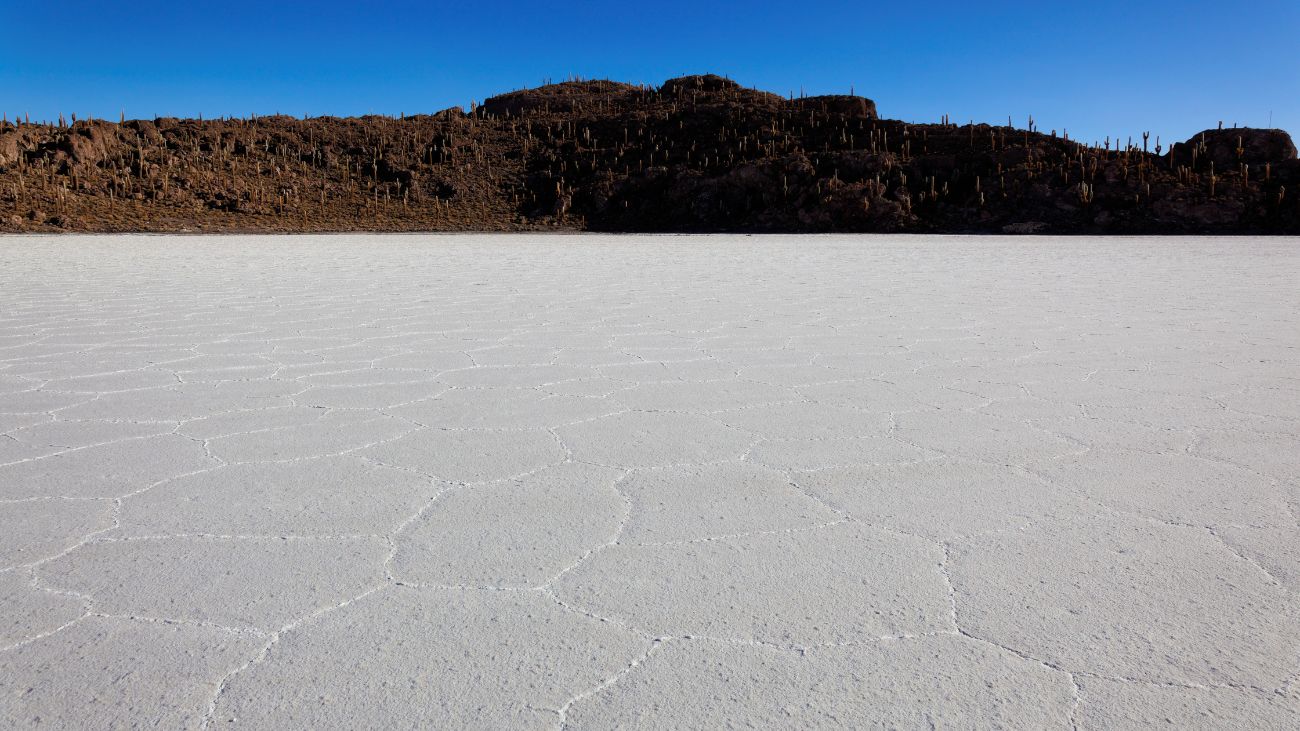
[0,234,1297,729]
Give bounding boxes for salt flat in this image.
[1,233,1298,729]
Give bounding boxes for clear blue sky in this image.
[5,0,1298,146]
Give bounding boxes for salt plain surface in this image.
[0,233,1298,729]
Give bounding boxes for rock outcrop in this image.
[1170,128,1298,170]
[1,76,1296,234]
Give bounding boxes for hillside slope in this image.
[2,75,1297,234]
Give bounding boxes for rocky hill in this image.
[2,74,1297,234]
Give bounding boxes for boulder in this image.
[793,95,879,119]
[660,75,742,95]
[1170,128,1297,168]
[481,80,639,118]
[431,106,466,121]
[58,122,115,164]
[1002,221,1049,234]
[0,130,19,167]
[660,75,784,106]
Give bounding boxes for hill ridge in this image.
[2,74,1297,233]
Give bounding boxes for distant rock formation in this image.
[1,76,1296,233]
[480,80,641,117]
[794,95,878,119]
[1170,128,1297,169]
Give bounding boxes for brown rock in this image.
[1002,221,1049,234]
[793,95,879,119]
[1170,128,1297,169]
[660,75,741,95]
[481,80,639,118]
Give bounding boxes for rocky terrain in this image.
[2,74,1297,233]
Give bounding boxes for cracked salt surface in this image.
[1,233,1298,729]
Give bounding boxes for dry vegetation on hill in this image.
[2,74,1297,233]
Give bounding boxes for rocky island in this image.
[2,74,1296,234]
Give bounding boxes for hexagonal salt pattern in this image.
[947,514,1300,689]
[2,233,1298,728]
[564,634,1078,728]
[550,521,953,647]
[210,586,648,729]
[389,462,627,588]
[1,616,264,729]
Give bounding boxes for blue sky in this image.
[5,0,1298,146]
